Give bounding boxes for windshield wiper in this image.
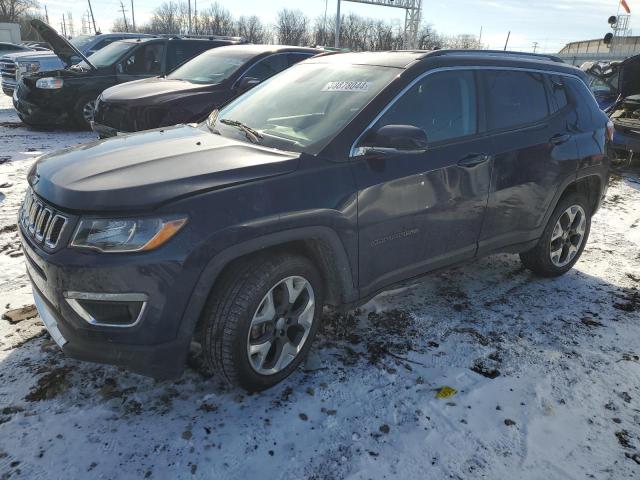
[220,118,263,144]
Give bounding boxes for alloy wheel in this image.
[82,100,96,125]
[246,276,315,375]
[549,204,587,267]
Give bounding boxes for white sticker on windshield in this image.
[322,81,370,92]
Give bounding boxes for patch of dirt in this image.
[25,366,72,402]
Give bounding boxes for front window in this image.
[209,63,400,154]
[167,49,257,84]
[78,41,134,68]
[586,72,616,96]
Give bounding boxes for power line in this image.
[119,0,129,32]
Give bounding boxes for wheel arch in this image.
[176,226,358,343]
[558,174,603,214]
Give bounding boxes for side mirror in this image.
[356,124,428,156]
[237,76,260,94]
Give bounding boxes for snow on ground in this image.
[1,92,640,480]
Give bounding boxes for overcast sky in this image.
[40,0,637,52]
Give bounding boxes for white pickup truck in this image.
[1,31,151,96]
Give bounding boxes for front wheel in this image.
[73,94,97,130]
[200,253,324,391]
[520,193,592,277]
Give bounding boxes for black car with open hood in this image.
[13,21,245,129]
[91,44,321,138]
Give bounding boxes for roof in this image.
[202,44,322,56]
[306,51,424,68]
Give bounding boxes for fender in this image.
[174,226,358,343]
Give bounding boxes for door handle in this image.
[550,133,571,145]
[457,153,490,168]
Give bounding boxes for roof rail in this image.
[424,49,564,63]
[156,33,246,42]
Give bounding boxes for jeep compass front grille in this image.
[19,188,69,249]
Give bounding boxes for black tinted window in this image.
[484,70,549,130]
[375,70,477,143]
[288,53,314,66]
[565,77,600,130]
[167,42,214,69]
[244,54,289,81]
[549,75,569,112]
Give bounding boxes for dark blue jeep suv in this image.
[19,50,611,391]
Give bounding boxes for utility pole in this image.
[194,0,197,34]
[532,41,539,53]
[503,30,511,51]
[335,0,341,48]
[119,1,129,32]
[44,5,50,24]
[61,13,67,37]
[188,0,192,35]
[131,0,136,31]
[87,0,97,34]
[478,26,483,45]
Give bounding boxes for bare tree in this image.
[275,9,309,46]
[0,0,38,22]
[148,1,183,34]
[235,15,267,43]
[443,33,483,50]
[198,2,235,36]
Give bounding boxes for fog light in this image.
[64,292,147,328]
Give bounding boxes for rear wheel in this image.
[73,94,97,129]
[200,253,324,391]
[520,193,591,277]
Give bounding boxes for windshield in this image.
[168,49,256,84]
[211,63,399,154]
[70,35,93,51]
[78,41,133,68]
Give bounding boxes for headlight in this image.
[17,61,40,79]
[70,216,187,253]
[35,77,64,89]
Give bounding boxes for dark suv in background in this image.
[13,20,245,129]
[19,50,610,391]
[92,44,322,138]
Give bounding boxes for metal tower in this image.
[335,0,424,49]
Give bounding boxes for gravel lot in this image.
[1,94,639,480]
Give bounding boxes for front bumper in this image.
[13,81,70,126]
[20,226,197,379]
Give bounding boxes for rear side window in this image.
[375,70,477,143]
[483,70,549,130]
[244,54,289,81]
[167,42,214,69]
[288,53,315,66]
[549,75,569,112]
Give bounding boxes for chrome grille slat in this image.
[20,188,69,249]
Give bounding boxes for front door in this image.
[352,70,492,296]
[117,42,167,83]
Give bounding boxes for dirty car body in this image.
[19,51,611,389]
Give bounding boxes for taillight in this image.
[606,120,615,142]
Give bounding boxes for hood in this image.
[101,77,218,103]
[28,125,300,212]
[0,50,55,61]
[582,54,640,98]
[30,19,95,69]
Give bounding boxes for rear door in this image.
[353,69,492,295]
[477,69,580,254]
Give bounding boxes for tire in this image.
[73,94,98,130]
[200,253,324,391]
[519,192,592,277]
